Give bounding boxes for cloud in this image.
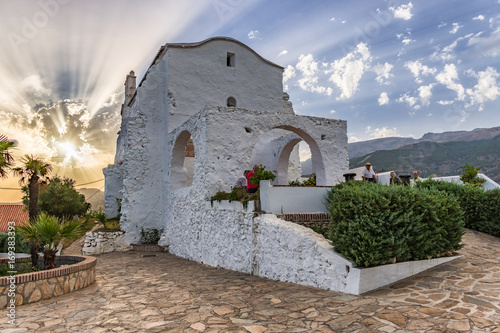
[467,28,500,57]
[390,2,413,20]
[372,62,394,85]
[365,126,400,139]
[378,92,389,105]
[248,30,260,39]
[466,66,500,110]
[326,43,371,100]
[397,93,418,108]
[435,64,465,100]
[437,100,454,105]
[402,38,414,45]
[283,65,296,83]
[449,23,463,34]
[473,15,485,21]
[278,50,288,56]
[404,60,437,83]
[296,54,333,95]
[418,84,434,106]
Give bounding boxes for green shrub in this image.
[326,181,464,267]
[0,231,30,254]
[249,165,276,186]
[139,228,163,245]
[415,179,500,237]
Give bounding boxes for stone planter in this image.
[0,255,96,309]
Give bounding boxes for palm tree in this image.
[18,213,81,270]
[12,155,52,221]
[12,155,52,268]
[0,134,15,178]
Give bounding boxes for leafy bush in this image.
[36,176,91,219]
[289,174,317,187]
[210,187,259,209]
[140,228,163,245]
[415,179,500,237]
[249,165,276,186]
[326,181,465,267]
[0,231,30,254]
[460,163,485,188]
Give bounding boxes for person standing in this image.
[413,171,422,182]
[362,162,377,183]
[246,165,260,193]
[390,171,401,185]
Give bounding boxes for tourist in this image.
[362,162,377,183]
[390,171,401,185]
[246,165,260,193]
[234,170,249,188]
[413,171,422,182]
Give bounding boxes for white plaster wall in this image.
[166,190,255,273]
[260,180,331,214]
[254,214,356,293]
[166,38,284,132]
[119,61,168,244]
[102,164,123,218]
[201,107,348,190]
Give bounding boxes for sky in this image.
[1,0,500,202]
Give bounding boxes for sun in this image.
[58,141,80,163]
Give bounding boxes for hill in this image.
[76,188,105,211]
[348,126,500,159]
[349,135,500,183]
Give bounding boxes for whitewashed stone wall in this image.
[119,61,168,244]
[166,197,358,294]
[102,164,123,218]
[82,231,131,255]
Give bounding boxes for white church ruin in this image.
[103,37,453,294]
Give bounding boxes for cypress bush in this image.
[326,181,465,267]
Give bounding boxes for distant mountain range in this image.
[300,126,500,183]
[348,126,500,159]
[348,126,500,183]
[77,188,104,211]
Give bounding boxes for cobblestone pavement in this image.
[1,230,499,332]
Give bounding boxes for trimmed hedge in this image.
[326,181,465,267]
[415,179,500,237]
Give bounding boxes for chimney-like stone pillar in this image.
[124,70,137,104]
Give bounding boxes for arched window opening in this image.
[171,131,195,189]
[227,97,236,107]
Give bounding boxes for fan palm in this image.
[0,134,15,178]
[18,213,81,270]
[12,155,52,268]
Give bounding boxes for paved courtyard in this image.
[1,229,499,332]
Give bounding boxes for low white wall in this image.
[433,173,500,190]
[260,180,331,214]
[166,198,462,294]
[82,231,131,255]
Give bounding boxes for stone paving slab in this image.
[1,229,499,332]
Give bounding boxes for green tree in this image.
[18,213,81,270]
[460,164,486,188]
[12,155,52,269]
[0,134,15,178]
[37,176,90,219]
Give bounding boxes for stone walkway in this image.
[1,230,499,332]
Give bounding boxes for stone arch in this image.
[171,130,195,190]
[276,125,326,186]
[250,125,326,186]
